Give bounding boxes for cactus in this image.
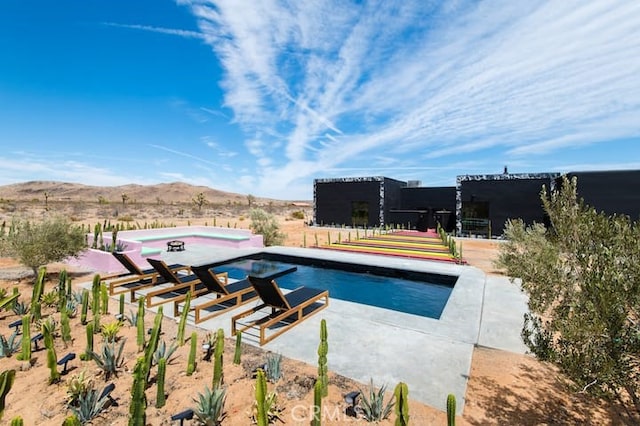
[142,307,163,384]
[100,283,109,314]
[46,346,60,384]
[119,293,125,318]
[186,332,197,376]
[30,267,46,321]
[212,328,224,389]
[317,319,328,397]
[394,382,409,426]
[233,331,242,365]
[312,379,322,426]
[10,416,23,426]
[0,370,16,420]
[177,291,191,346]
[57,269,68,312]
[255,369,268,426]
[80,289,89,325]
[447,393,456,426]
[129,357,147,426]
[16,315,31,361]
[61,309,72,346]
[80,323,94,361]
[155,357,167,408]
[136,297,145,351]
[91,275,101,316]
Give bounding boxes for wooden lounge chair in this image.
[105,252,188,296]
[141,259,226,308]
[231,277,329,345]
[177,265,259,322]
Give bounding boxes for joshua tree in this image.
[121,193,129,206]
[247,194,256,207]
[193,192,208,212]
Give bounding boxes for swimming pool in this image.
[213,255,456,319]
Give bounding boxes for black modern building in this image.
[314,169,640,237]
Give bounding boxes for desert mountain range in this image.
[0,181,307,205]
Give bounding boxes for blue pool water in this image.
[215,259,454,319]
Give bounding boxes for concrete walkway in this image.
[103,244,530,414]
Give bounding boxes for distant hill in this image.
[0,181,307,205]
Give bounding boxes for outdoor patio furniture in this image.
[142,258,212,308]
[181,264,259,322]
[106,252,188,296]
[231,276,329,345]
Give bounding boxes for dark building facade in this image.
[313,177,405,227]
[314,170,640,237]
[456,172,560,237]
[560,170,640,220]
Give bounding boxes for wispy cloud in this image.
[103,22,204,39]
[176,0,639,197]
[148,143,219,166]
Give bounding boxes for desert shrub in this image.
[0,216,87,276]
[249,209,285,246]
[290,210,305,220]
[496,176,640,417]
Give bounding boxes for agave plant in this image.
[193,386,226,426]
[70,387,110,423]
[153,339,179,366]
[41,289,59,308]
[91,340,126,380]
[66,370,92,407]
[358,379,395,422]
[12,300,29,316]
[265,353,283,383]
[100,321,122,343]
[65,299,78,318]
[124,309,138,327]
[0,331,21,358]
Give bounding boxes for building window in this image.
[351,201,369,227]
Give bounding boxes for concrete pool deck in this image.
[108,244,529,414]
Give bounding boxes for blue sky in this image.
[1,1,639,200]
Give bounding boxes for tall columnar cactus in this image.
[92,223,100,249]
[312,379,322,426]
[255,369,268,426]
[186,332,197,376]
[446,394,456,426]
[80,322,94,361]
[394,382,409,426]
[46,346,60,384]
[177,291,191,346]
[136,297,145,351]
[58,269,68,312]
[16,315,31,361]
[233,331,242,365]
[119,294,125,318]
[0,370,16,421]
[155,357,167,408]
[212,328,224,389]
[129,357,147,426]
[10,288,19,310]
[10,416,24,426]
[91,275,101,316]
[101,283,109,314]
[317,319,328,398]
[143,307,163,384]
[79,289,88,325]
[61,309,72,346]
[30,267,46,321]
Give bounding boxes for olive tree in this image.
[496,176,640,416]
[249,208,285,246]
[0,216,87,276]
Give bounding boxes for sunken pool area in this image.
[208,253,457,319]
